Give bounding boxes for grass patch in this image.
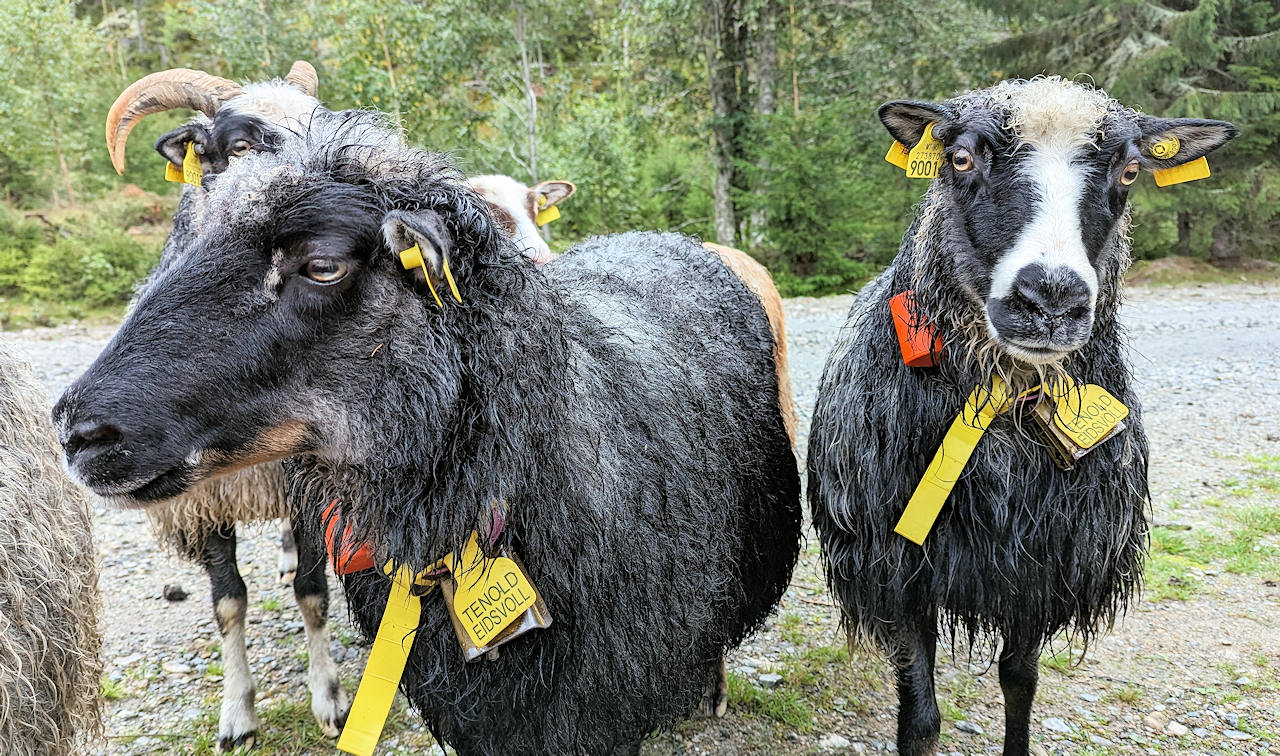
[1145,551,1201,601]
[1111,684,1142,704]
[100,676,127,701]
[777,612,805,645]
[259,596,281,612]
[726,672,815,732]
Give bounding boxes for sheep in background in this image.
[57,107,802,754]
[0,341,102,755]
[105,62,348,751]
[807,77,1236,755]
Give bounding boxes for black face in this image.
[879,86,1237,364]
[156,111,282,177]
[53,173,397,505]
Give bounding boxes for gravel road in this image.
[4,281,1279,755]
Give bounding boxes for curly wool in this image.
[233,133,803,755]
[0,342,103,754]
[808,177,1149,653]
[144,463,287,559]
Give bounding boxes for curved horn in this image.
[105,68,242,175]
[284,60,318,97]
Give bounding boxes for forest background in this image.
[0,0,1276,322]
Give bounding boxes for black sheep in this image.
[55,112,801,755]
[807,77,1236,755]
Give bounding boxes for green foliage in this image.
[0,198,160,314]
[0,0,1275,314]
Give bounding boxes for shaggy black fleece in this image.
[807,201,1150,654]
[58,114,800,753]
[319,228,802,754]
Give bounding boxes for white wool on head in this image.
[991,76,1109,152]
[225,80,323,129]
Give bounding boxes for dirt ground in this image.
[5,280,1279,756]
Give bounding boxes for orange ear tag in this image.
[890,291,942,367]
[323,500,376,575]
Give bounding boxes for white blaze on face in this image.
[987,79,1107,306]
[467,174,552,264]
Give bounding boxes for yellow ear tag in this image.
[535,203,560,227]
[446,534,538,647]
[894,377,1012,545]
[399,244,444,308]
[337,566,422,756]
[1153,156,1210,187]
[164,142,203,188]
[1046,378,1129,449]
[885,140,911,171]
[440,254,462,303]
[906,122,945,179]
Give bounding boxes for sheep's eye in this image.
[230,139,252,157]
[304,258,348,284]
[1120,159,1140,186]
[951,148,974,173]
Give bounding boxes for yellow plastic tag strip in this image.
[164,142,203,188]
[337,566,422,756]
[894,377,1011,545]
[399,243,463,307]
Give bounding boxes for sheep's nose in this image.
[62,419,125,461]
[1010,266,1091,324]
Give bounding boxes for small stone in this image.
[1223,729,1253,741]
[161,661,192,675]
[1220,638,1234,646]
[1143,711,1169,731]
[954,720,984,736]
[161,583,189,602]
[819,733,852,750]
[1192,727,1209,738]
[1089,735,1115,747]
[1078,692,1101,702]
[1232,676,1250,686]
[1166,721,1188,737]
[114,653,143,667]
[1042,717,1075,734]
[757,673,783,688]
[1219,712,1240,728]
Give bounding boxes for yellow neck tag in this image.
[446,534,538,647]
[885,140,911,171]
[1153,156,1210,187]
[906,122,945,179]
[894,377,1011,545]
[164,142,203,188]
[337,567,422,756]
[535,204,560,226]
[1046,377,1129,449]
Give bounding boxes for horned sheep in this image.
[0,342,102,755]
[57,102,802,754]
[807,77,1236,755]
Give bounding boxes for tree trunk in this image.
[1209,221,1235,265]
[706,0,743,245]
[748,0,779,245]
[1175,210,1192,257]
[789,1,799,116]
[374,16,401,124]
[44,93,76,208]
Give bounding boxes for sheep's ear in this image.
[878,101,954,148]
[532,180,575,208]
[1136,116,1238,169]
[382,210,459,303]
[155,124,210,168]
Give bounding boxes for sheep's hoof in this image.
[216,731,257,752]
[698,658,729,718]
[278,569,297,586]
[313,684,351,738]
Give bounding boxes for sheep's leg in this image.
[277,518,298,585]
[291,517,350,738]
[204,524,260,752]
[998,640,1039,756]
[698,655,729,718]
[892,613,940,756]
